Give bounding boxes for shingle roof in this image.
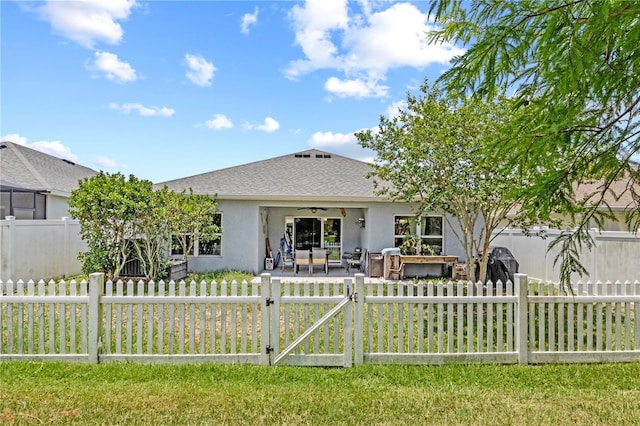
[158,149,381,201]
[0,141,97,195]
[573,174,639,210]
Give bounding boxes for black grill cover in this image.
[476,246,519,284]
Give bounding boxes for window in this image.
[198,235,221,256]
[171,235,194,256]
[171,213,222,256]
[394,215,443,255]
[420,216,443,255]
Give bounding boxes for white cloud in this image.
[285,0,349,80]
[324,76,389,99]
[245,117,280,133]
[240,7,258,35]
[342,3,461,71]
[256,117,280,133]
[306,129,378,162]
[89,51,137,83]
[109,102,174,117]
[95,156,118,168]
[285,1,465,98]
[1,133,78,162]
[205,114,233,130]
[2,133,27,145]
[32,0,137,49]
[309,131,358,148]
[94,156,128,170]
[185,54,216,87]
[385,100,407,119]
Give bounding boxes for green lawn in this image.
[2,362,640,425]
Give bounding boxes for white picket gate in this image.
[2,273,640,365]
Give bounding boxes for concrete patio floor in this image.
[252,263,383,283]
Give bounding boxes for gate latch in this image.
[266,297,274,306]
[349,292,358,302]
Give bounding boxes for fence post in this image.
[88,273,104,364]
[515,273,529,365]
[270,277,282,363]
[353,273,365,365]
[343,278,354,367]
[62,217,70,278]
[260,273,271,366]
[3,216,16,281]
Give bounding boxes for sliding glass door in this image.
[294,218,322,250]
[293,217,342,263]
[323,218,341,262]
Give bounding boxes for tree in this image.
[168,189,220,262]
[130,185,173,280]
[356,81,525,282]
[69,172,153,280]
[69,172,221,280]
[428,0,640,283]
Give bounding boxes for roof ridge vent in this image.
[62,158,76,165]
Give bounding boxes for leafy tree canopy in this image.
[169,189,220,262]
[429,0,640,283]
[69,172,220,280]
[356,81,526,281]
[69,172,153,279]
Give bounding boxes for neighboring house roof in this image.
[574,172,639,210]
[158,149,382,202]
[0,141,97,196]
[0,178,31,191]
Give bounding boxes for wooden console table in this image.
[391,255,459,279]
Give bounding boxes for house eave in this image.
[213,194,388,203]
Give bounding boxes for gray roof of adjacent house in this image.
[0,141,97,195]
[158,149,383,202]
[574,174,639,210]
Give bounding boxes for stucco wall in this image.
[184,199,476,276]
[46,194,72,219]
[365,202,469,276]
[263,206,366,256]
[365,202,460,253]
[186,200,260,274]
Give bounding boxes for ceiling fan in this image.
[297,207,327,214]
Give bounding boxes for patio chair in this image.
[346,249,366,273]
[311,247,328,275]
[294,249,311,275]
[280,248,294,271]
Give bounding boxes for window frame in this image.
[393,214,444,255]
[170,212,222,257]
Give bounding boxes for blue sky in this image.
[1,0,463,183]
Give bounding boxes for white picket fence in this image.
[1,273,640,365]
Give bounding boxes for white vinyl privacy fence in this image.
[492,227,640,283]
[2,273,640,366]
[0,216,85,282]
